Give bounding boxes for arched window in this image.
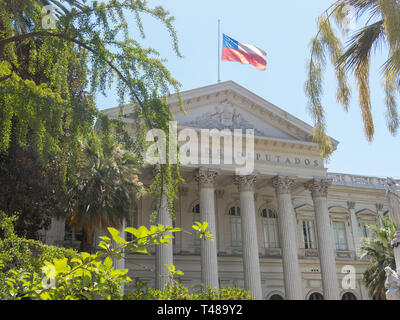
[309,292,324,300]
[193,203,201,246]
[342,292,357,300]
[269,294,284,300]
[260,208,280,248]
[229,206,242,247]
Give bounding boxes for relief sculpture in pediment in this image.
[183,105,263,135]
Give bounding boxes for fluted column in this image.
[155,191,173,289]
[347,201,360,257]
[306,178,339,300]
[272,176,303,300]
[234,175,262,300]
[195,168,219,289]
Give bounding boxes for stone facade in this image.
[41,81,397,300]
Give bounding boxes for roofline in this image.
[101,80,339,148]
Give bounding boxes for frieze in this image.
[328,173,390,190]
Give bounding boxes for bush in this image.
[0,211,252,300]
[0,212,129,300]
[123,278,253,300]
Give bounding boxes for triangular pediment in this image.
[176,99,301,140]
[102,81,339,149]
[167,81,338,148]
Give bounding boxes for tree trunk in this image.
[80,228,94,253]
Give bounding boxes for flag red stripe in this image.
[222,47,266,71]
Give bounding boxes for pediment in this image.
[177,100,300,140]
[102,81,339,149]
[168,81,338,148]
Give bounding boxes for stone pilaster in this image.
[195,168,219,289]
[376,203,384,227]
[234,175,262,300]
[305,178,339,300]
[347,201,360,257]
[272,176,303,300]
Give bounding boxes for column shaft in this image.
[235,175,262,300]
[306,179,339,300]
[155,193,173,290]
[272,176,303,300]
[196,169,219,289]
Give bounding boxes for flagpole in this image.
[218,19,221,83]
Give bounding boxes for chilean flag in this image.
[222,34,267,71]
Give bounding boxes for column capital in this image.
[272,176,296,195]
[347,201,356,210]
[195,168,218,187]
[305,178,332,198]
[234,175,257,192]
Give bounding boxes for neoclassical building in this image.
[42,81,396,300]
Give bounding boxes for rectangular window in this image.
[361,223,374,239]
[333,221,348,251]
[231,216,242,247]
[263,219,279,248]
[302,220,316,249]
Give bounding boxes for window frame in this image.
[229,206,242,248]
[332,220,349,251]
[260,208,280,249]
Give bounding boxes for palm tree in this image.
[68,133,144,252]
[306,0,400,157]
[360,216,396,300]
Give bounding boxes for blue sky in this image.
[97,0,399,179]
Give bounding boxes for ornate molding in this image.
[328,173,389,190]
[234,175,257,192]
[271,176,296,195]
[215,190,225,199]
[305,178,332,198]
[195,168,218,187]
[392,230,400,248]
[376,203,384,212]
[347,201,356,210]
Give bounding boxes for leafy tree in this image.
[360,216,396,300]
[306,0,400,157]
[0,0,184,233]
[0,127,68,239]
[67,133,144,252]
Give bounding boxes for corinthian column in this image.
[155,191,173,290]
[305,178,339,300]
[234,175,262,300]
[153,167,174,290]
[272,176,303,300]
[195,168,219,289]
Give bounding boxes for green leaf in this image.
[108,227,127,245]
[103,256,113,269]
